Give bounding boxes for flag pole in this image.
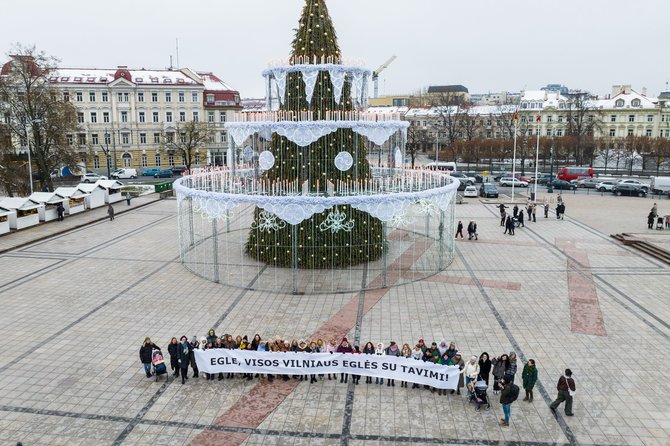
[533,115,542,203]
[511,116,518,202]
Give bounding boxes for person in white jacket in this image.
[375,343,385,385]
[463,355,481,399]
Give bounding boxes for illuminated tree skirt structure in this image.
[175,167,460,294]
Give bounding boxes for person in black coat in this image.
[478,352,492,384]
[139,337,161,378]
[189,336,199,378]
[177,336,192,384]
[167,337,180,377]
[467,221,478,240]
[517,210,524,227]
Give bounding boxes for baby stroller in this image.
[472,380,490,411]
[151,350,168,382]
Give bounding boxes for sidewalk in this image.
[0,192,165,254]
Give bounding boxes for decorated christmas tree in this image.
[246,0,384,268]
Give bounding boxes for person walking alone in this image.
[550,368,576,416]
[456,221,464,239]
[126,192,132,206]
[56,203,65,221]
[107,204,115,221]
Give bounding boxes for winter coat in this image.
[478,358,492,381]
[491,357,509,379]
[206,331,217,345]
[522,363,538,390]
[337,344,353,354]
[167,342,180,364]
[500,382,515,404]
[385,345,401,357]
[362,345,375,355]
[177,342,192,369]
[463,360,480,380]
[139,342,160,364]
[448,357,465,388]
[411,349,423,360]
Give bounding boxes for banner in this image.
[194,350,461,389]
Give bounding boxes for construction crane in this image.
[372,55,397,98]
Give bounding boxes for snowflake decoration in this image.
[417,199,437,216]
[319,207,354,233]
[389,209,414,227]
[251,210,286,233]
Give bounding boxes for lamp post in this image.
[24,119,42,194]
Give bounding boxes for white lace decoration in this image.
[350,71,365,106]
[273,69,288,105]
[319,207,355,233]
[328,68,345,104]
[334,151,354,171]
[258,151,275,170]
[418,199,437,215]
[394,147,403,168]
[251,210,286,233]
[389,209,414,228]
[300,69,319,104]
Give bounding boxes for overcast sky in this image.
[2,0,668,99]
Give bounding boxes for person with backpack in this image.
[499,376,519,427]
[550,368,576,416]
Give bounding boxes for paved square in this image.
[0,192,669,446]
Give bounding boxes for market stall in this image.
[53,187,88,215]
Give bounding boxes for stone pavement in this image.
[0,193,669,446]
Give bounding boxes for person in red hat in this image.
[336,337,353,383]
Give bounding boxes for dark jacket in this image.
[206,331,217,345]
[500,382,514,404]
[522,364,538,390]
[492,357,509,378]
[467,222,477,235]
[385,345,401,357]
[139,342,160,364]
[167,342,180,363]
[177,342,192,369]
[478,357,492,381]
[556,375,576,392]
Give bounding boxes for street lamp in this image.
[24,118,42,194]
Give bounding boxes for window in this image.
[139,112,145,123]
[166,132,174,143]
[547,116,553,123]
[646,129,652,137]
[168,155,175,166]
[220,131,227,143]
[180,132,186,143]
[77,133,86,145]
[121,132,130,145]
[118,92,129,102]
[165,92,172,102]
[121,111,128,123]
[647,114,653,122]
[152,112,159,123]
[558,116,563,123]
[207,94,214,103]
[220,112,226,123]
[92,134,99,145]
[66,134,73,145]
[627,129,634,136]
[138,92,144,102]
[615,99,624,107]
[609,129,616,137]
[101,91,108,102]
[546,129,552,136]
[103,112,110,123]
[628,115,635,122]
[77,112,84,123]
[166,111,173,123]
[104,133,111,144]
[192,92,198,102]
[122,152,131,167]
[631,99,641,107]
[153,133,160,144]
[195,153,201,165]
[178,91,185,102]
[89,92,96,102]
[140,133,146,144]
[208,133,215,143]
[556,129,563,136]
[141,154,148,167]
[94,155,100,168]
[155,154,161,166]
[588,115,593,122]
[151,92,158,102]
[76,92,83,102]
[192,111,199,122]
[208,111,215,123]
[179,111,186,122]
[90,112,97,123]
[611,115,616,122]
[63,91,70,102]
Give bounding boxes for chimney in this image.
[641,87,647,96]
[623,85,631,94]
[611,85,621,97]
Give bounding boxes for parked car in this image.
[576,178,600,188]
[171,166,188,175]
[450,171,475,186]
[111,168,138,179]
[479,183,499,198]
[612,184,647,197]
[141,168,161,177]
[499,177,529,188]
[81,172,108,183]
[462,171,484,183]
[547,179,577,190]
[536,175,555,185]
[154,169,173,178]
[617,179,649,192]
[596,180,616,192]
[463,185,478,198]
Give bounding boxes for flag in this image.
[536,115,541,123]
[512,111,519,123]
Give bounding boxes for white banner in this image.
[194,350,460,389]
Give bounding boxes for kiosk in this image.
[96,180,124,204]
[53,187,88,215]
[29,192,66,222]
[78,183,106,209]
[0,197,41,230]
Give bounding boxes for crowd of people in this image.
[140,334,574,427]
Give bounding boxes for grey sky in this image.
[2,0,668,99]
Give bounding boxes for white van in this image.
[425,161,457,172]
[111,168,138,179]
[650,176,670,194]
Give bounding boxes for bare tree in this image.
[406,122,431,167]
[431,92,467,147]
[564,91,602,165]
[164,121,212,171]
[0,44,80,191]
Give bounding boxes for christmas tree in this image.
[246,0,383,268]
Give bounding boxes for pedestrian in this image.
[499,204,507,226]
[491,353,510,394]
[336,337,353,383]
[467,221,478,240]
[177,335,191,384]
[544,202,549,218]
[385,341,400,387]
[513,205,519,219]
[521,359,538,402]
[532,203,537,222]
[518,210,525,227]
[456,220,464,238]
[557,203,566,220]
[499,376,519,427]
[107,204,115,221]
[139,337,161,378]
[478,352,492,384]
[505,216,515,235]
[507,351,518,383]
[56,203,65,221]
[557,193,563,205]
[550,368,576,416]
[167,337,180,377]
[651,203,658,218]
[648,211,655,229]
[189,336,199,378]
[526,203,532,220]
[126,192,132,206]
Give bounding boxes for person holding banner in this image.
[177,336,192,384]
[362,342,376,384]
[336,338,353,383]
[448,352,465,395]
[375,343,385,385]
[400,344,412,387]
[411,344,423,388]
[385,342,401,387]
[325,338,338,380]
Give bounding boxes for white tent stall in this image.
[53,187,88,215]
[0,197,41,230]
[78,183,106,209]
[0,209,11,235]
[96,179,124,204]
[29,192,66,222]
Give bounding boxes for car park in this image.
[110,168,137,179]
[547,179,577,190]
[479,183,499,198]
[576,178,600,188]
[536,175,555,185]
[81,172,108,183]
[596,181,616,192]
[617,179,649,192]
[612,183,647,197]
[463,185,478,198]
[154,169,173,178]
[499,177,529,187]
